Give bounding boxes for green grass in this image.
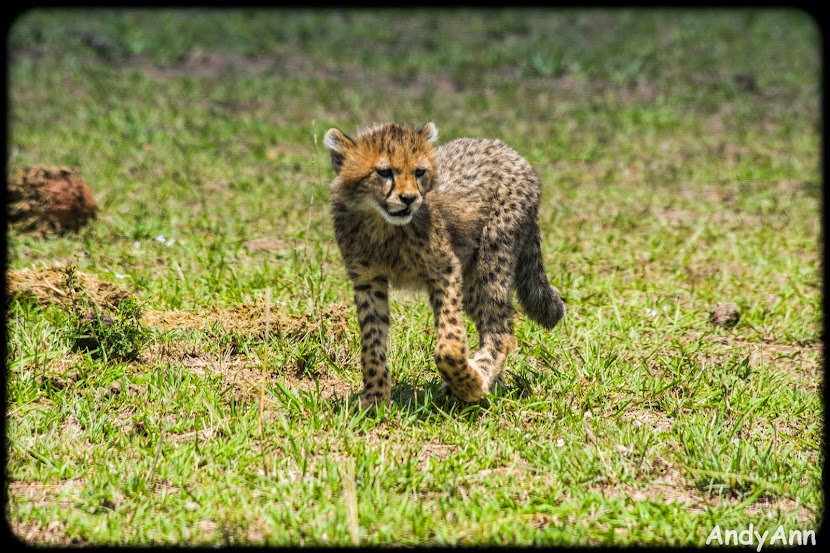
[6,8,822,546]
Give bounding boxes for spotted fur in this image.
[324,122,565,407]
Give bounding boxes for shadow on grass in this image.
[310,365,555,424]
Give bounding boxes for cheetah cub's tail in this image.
[515,228,566,329]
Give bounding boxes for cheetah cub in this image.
[324,122,565,407]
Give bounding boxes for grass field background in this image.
[5,8,822,545]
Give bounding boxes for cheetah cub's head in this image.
[323,122,439,226]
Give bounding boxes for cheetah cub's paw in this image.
[444,358,490,403]
[490,371,506,390]
[359,389,391,410]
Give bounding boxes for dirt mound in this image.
[7,267,132,310]
[8,166,98,235]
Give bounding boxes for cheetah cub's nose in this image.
[400,194,418,206]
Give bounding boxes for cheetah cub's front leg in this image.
[428,267,489,402]
[353,277,392,408]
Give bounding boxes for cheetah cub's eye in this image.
[376,168,393,179]
[414,168,427,178]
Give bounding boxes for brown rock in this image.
[710,302,740,328]
[8,166,98,234]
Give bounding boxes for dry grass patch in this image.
[7,267,131,310]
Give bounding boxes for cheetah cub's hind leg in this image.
[428,265,490,402]
[462,255,518,393]
[464,282,517,394]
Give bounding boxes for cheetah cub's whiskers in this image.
[324,122,565,409]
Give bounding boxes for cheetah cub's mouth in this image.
[380,188,423,225]
[384,206,412,220]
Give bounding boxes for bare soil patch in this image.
[144,300,354,401]
[591,453,816,527]
[284,368,355,402]
[139,50,349,83]
[416,443,460,471]
[145,338,355,403]
[242,237,296,253]
[141,51,275,80]
[7,479,84,545]
[8,167,98,235]
[702,335,823,391]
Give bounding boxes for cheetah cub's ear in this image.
[421,122,439,145]
[323,128,355,174]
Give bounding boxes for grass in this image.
[5,8,822,546]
